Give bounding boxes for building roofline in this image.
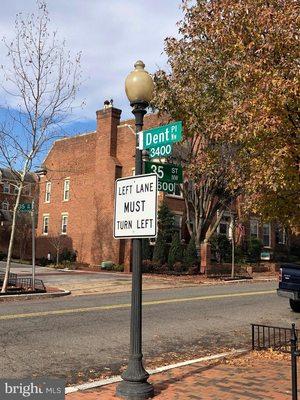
[41,131,97,165]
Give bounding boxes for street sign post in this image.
[139,121,182,150]
[19,203,32,212]
[114,173,158,239]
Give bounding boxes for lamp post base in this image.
[116,380,154,400]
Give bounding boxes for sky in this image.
[0,0,183,143]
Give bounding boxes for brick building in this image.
[0,168,38,258]
[36,103,297,271]
[36,103,184,270]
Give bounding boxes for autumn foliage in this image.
[154,0,299,227]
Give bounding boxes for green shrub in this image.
[235,244,247,264]
[59,248,76,263]
[211,234,232,263]
[247,237,262,263]
[142,239,153,260]
[112,264,124,272]
[153,231,168,263]
[184,235,198,268]
[290,244,300,258]
[168,233,183,266]
[158,202,175,243]
[39,256,49,267]
[0,251,7,261]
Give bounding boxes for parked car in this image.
[277,263,300,312]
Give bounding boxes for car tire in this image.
[290,299,300,312]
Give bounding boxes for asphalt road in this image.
[0,280,297,384]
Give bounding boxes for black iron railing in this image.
[252,323,300,400]
[0,272,18,286]
[15,277,46,292]
[251,323,299,353]
[0,272,46,292]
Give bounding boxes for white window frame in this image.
[250,219,259,238]
[61,213,68,235]
[3,182,9,194]
[43,214,49,235]
[263,223,271,248]
[217,211,231,238]
[166,183,183,199]
[45,181,51,203]
[63,178,70,201]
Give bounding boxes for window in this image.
[173,214,183,239]
[263,223,271,247]
[3,182,9,194]
[63,179,70,201]
[43,215,49,235]
[276,225,286,245]
[217,213,231,238]
[1,201,9,211]
[45,182,51,203]
[13,185,18,195]
[250,219,259,238]
[61,214,68,234]
[166,184,183,198]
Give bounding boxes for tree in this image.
[168,232,183,267]
[152,231,167,264]
[184,235,198,268]
[0,2,81,292]
[157,202,175,243]
[47,235,63,267]
[14,213,32,260]
[154,0,299,243]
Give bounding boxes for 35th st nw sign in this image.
[114,174,158,239]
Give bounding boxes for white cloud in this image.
[0,0,183,122]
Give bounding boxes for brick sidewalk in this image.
[66,354,294,400]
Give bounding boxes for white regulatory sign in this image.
[114,173,158,239]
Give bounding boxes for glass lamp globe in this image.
[125,60,154,104]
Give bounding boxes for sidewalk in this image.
[66,351,293,400]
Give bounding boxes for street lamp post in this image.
[116,61,154,400]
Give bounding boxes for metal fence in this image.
[252,323,299,400]
[0,272,46,292]
[251,323,299,353]
[0,271,18,286]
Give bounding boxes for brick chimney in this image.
[96,100,122,157]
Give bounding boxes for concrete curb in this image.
[0,289,71,302]
[65,348,248,394]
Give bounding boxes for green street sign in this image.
[145,161,183,184]
[158,181,177,194]
[139,121,182,150]
[19,203,32,212]
[148,144,173,159]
